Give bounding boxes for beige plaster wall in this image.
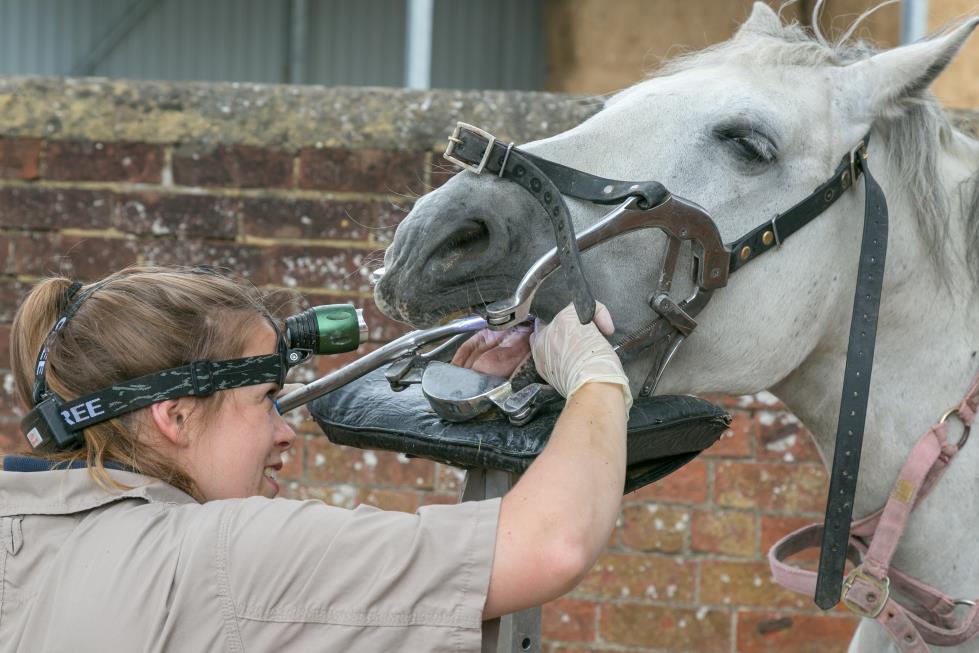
[544,0,976,108]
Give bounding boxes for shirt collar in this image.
[0,456,197,517]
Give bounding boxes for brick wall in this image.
[1,77,977,653]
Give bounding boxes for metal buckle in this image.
[444,122,496,175]
[841,566,890,618]
[848,140,867,189]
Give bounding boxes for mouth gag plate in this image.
[308,364,730,494]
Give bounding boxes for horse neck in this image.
[772,130,979,517]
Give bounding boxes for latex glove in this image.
[530,302,632,413]
[451,324,533,378]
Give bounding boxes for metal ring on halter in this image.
[954,599,977,607]
[939,407,971,449]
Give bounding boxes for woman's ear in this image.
[149,399,195,448]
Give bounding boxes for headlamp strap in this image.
[53,353,283,432]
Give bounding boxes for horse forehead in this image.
[605,65,832,126]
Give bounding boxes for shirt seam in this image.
[454,501,482,652]
[234,603,481,628]
[216,504,245,653]
[0,526,7,630]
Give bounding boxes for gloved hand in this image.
[530,302,633,413]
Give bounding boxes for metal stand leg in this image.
[461,468,542,653]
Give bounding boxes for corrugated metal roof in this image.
[0,0,543,89]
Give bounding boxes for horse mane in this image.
[649,9,979,290]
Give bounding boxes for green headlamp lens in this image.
[285,304,368,355]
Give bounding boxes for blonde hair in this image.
[10,266,282,499]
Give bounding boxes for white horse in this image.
[375,4,979,651]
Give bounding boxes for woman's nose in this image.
[274,416,297,452]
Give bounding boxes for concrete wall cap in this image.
[0,76,975,149]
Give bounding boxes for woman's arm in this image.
[481,303,631,619]
[483,381,627,619]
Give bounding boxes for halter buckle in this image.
[848,140,868,189]
[444,122,496,175]
[841,566,890,618]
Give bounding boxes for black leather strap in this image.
[729,140,867,272]
[446,125,670,324]
[814,145,888,609]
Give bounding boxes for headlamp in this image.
[21,303,368,452]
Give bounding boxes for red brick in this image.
[435,462,467,494]
[0,325,9,368]
[703,410,754,458]
[542,598,596,643]
[691,508,757,557]
[356,487,420,512]
[0,187,111,230]
[699,560,811,609]
[141,239,271,284]
[0,279,31,322]
[7,233,138,280]
[282,483,358,507]
[430,163,460,189]
[761,515,821,562]
[419,492,459,506]
[279,435,305,481]
[714,461,827,513]
[577,552,695,602]
[298,147,427,194]
[624,457,708,504]
[269,244,372,292]
[736,611,858,653]
[619,503,689,552]
[0,418,27,455]
[599,604,730,652]
[305,439,435,489]
[0,138,41,180]
[241,197,373,241]
[755,411,822,463]
[46,140,163,183]
[112,192,240,239]
[172,143,293,189]
[369,200,412,247]
[360,299,413,342]
[547,646,618,653]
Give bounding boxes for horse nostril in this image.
[433,220,492,265]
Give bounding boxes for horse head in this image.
[376,3,978,401]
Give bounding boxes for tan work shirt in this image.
[0,465,499,652]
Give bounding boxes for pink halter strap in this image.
[769,372,979,652]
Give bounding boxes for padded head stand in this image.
[309,365,730,493]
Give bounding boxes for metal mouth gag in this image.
[439,122,888,610]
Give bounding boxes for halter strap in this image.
[769,371,979,651]
[445,123,670,325]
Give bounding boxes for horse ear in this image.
[735,2,783,38]
[846,18,978,114]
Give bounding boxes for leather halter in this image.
[445,122,889,608]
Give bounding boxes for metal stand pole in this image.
[461,468,542,653]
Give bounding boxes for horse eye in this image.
[714,127,777,165]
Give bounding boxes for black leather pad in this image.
[309,366,730,493]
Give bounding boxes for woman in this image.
[0,266,631,652]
